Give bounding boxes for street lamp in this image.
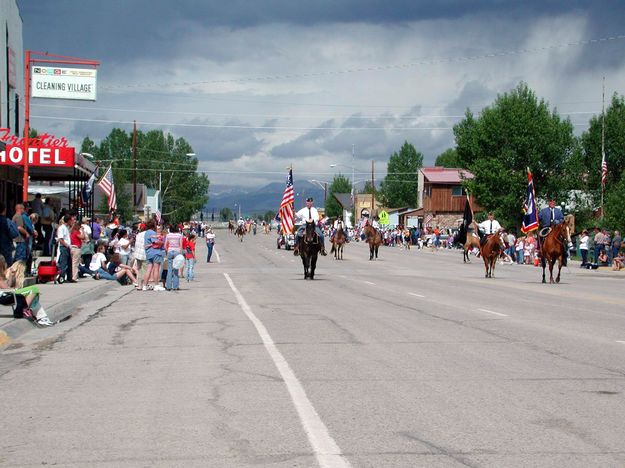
[308,179,330,203]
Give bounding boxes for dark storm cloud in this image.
[19,0,617,65]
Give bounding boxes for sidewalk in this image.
[0,276,117,348]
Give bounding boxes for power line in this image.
[97,34,625,91]
[30,114,595,131]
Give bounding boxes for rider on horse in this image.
[538,198,572,264]
[331,216,348,243]
[293,197,327,256]
[477,212,502,246]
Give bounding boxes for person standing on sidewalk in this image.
[56,215,73,282]
[69,222,85,282]
[579,229,589,267]
[40,198,55,256]
[206,228,215,262]
[183,231,196,282]
[164,224,183,291]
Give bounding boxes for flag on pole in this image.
[81,170,97,204]
[601,149,608,190]
[456,195,473,245]
[521,169,539,233]
[154,208,162,224]
[279,169,294,234]
[97,164,117,211]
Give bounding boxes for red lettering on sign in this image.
[0,128,70,148]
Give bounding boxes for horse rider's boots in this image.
[293,245,299,256]
[320,246,327,256]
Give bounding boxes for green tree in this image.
[81,128,209,223]
[454,82,576,227]
[359,181,376,194]
[325,174,351,218]
[579,93,625,226]
[379,141,422,208]
[603,169,625,233]
[435,148,460,168]
[262,210,276,223]
[220,207,233,221]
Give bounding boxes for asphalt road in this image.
[1,231,624,467]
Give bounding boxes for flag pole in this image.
[601,76,605,220]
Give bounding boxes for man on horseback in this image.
[293,197,327,256]
[331,216,348,243]
[477,212,502,246]
[538,198,572,265]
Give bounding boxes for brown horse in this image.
[540,221,571,284]
[479,229,505,278]
[330,227,347,260]
[462,222,481,263]
[228,220,235,234]
[363,224,382,260]
[235,224,245,242]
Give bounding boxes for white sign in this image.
[31,66,97,101]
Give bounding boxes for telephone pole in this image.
[371,160,375,211]
[133,120,137,210]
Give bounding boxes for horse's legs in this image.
[541,256,547,283]
[548,258,556,284]
[556,257,562,283]
[310,253,317,279]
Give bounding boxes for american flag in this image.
[97,164,117,210]
[601,150,608,190]
[279,169,294,234]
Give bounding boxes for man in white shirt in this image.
[56,215,73,282]
[478,212,502,246]
[293,197,327,256]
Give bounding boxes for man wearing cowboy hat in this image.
[293,197,327,256]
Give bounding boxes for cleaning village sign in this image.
[0,128,75,167]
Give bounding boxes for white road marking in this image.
[364,281,376,285]
[478,308,508,317]
[408,293,425,298]
[214,249,221,263]
[616,341,625,344]
[224,274,351,468]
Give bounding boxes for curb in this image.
[0,281,116,348]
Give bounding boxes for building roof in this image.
[421,167,474,184]
[332,193,353,209]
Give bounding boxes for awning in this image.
[28,153,96,182]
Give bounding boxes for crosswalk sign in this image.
[379,210,389,225]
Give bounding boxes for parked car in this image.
[277,233,296,250]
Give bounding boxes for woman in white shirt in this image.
[115,229,131,265]
[579,229,589,267]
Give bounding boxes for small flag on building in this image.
[279,168,294,234]
[97,164,117,211]
[521,169,538,233]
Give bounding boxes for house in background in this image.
[400,167,482,229]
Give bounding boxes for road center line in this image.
[478,308,508,317]
[408,292,425,298]
[616,341,625,344]
[214,249,221,263]
[224,273,351,468]
[364,281,376,285]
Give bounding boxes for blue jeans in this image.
[185,258,194,281]
[57,245,70,279]
[166,251,180,290]
[206,242,214,262]
[96,267,117,281]
[516,251,524,264]
[13,242,28,263]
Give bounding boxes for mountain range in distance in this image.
[203,180,327,218]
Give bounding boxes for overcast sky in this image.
[18,0,625,190]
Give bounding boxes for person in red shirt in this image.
[182,232,196,282]
[69,222,86,282]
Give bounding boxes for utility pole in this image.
[324,183,327,203]
[371,159,375,212]
[133,120,137,212]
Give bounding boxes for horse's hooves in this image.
[542,279,546,283]
[556,277,560,283]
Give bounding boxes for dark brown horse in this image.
[330,227,346,260]
[540,221,571,284]
[235,224,245,242]
[363,224,382,260]
[228,220,235,234]
[479,229,505,278]
[299,220,320,279]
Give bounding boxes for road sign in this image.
[379,210,389,225]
